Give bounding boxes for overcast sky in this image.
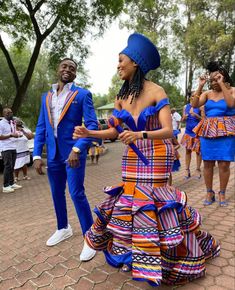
[2,21,186,96]
[1,20,130,96]
[85,21,129,95]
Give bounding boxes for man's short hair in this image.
[59,58,78,68]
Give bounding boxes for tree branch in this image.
[12,40,43,113]
[42,15,60,39]
[33,0,46,14]
[0,35,20,90]
[25,0,42,39]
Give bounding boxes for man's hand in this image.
[67,150,80,168]
[34,159,44,175]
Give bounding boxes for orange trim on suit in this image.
[45,90,79,126]
[58,90,78,124]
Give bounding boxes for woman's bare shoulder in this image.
[114,97,122,110]
[204,90,214,98]
[231,86,235,95]
[146,82,167,101]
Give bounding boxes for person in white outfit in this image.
[171,108,182,139]
[14,119,34,182]
[0,108,22,193]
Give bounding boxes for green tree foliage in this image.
[173,0,235,94]
[0,46,54,127]
[122,1,181,85]
[92,93,109,109]
[122,0,184,108]
[0,45,90,128]
[0,0,125,113]
[106,73,123,103]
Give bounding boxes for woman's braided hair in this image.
[117,67,145,104]
[206,61,232,85]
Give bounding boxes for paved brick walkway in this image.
[0,139,234,290]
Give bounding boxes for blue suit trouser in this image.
[47,156,93,235]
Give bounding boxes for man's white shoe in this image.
[11,183,22,189]
[2,186,15,193]
[46,224,73,246]
[80,241,96,262]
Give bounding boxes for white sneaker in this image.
[11,183,22,189]
[80,241,96,261]
[2,186,15,193]
[46,224,73,246]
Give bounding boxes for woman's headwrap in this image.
[120,33,160,75]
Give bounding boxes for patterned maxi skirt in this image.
[85,139,220,286]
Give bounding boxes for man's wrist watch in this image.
[142,131,148,139]
[72,147,81,154]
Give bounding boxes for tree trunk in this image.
[185,57,188,102]
[187,59,194,97]
[11,40,42,114]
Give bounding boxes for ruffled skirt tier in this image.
[85,183,220,286]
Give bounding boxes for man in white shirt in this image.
[171,108,182,139]
[0,108,22,192]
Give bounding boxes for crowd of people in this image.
[0,32,234,287]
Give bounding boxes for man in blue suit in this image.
[33,58,97,261]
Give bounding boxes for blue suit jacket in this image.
[33,83,98,161]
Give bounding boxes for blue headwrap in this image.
[120,33,160,75]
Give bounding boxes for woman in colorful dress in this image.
[181,94,203,179]
[73,33,220,286]
[192,61,235,207]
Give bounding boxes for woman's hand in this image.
[189,107,196,116]
[119,131,141,145]
[198,74,208,87]
[73,126,89,139]
[214,72,224,84]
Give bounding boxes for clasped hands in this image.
[73,126,141,145]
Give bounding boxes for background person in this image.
[0,108,22,193]
[14,119,34,182]
[168,135,181,186]
[73,33,220,287]
[33,58,98,261]
[88,122,103,165]
[192,61,235,206]
[171,107,181,139]
[181,94,203,179]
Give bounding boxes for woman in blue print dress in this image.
[181,94,204,179]
[192,61,235,207]
[73,34,220,286]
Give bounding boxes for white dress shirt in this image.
[51,82,73,137]
[0,118,17,151]
[33,82,73,161]
[172,112,182,130]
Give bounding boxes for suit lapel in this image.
[45,91,53,126]
[58,84,79,124]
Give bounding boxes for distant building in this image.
[96,103,114,118]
